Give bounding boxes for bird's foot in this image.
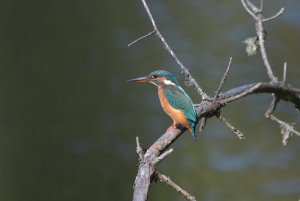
[175,123,185,130]
[166,123,184,132]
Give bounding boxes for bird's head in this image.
[127,70,179,86]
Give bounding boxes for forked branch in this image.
[130,1,300,201]
[241,0,284,82]
[129,0,210,100]
[269,115,300,146]
[156,172,197,201]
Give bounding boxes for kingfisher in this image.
[128,70,198,140]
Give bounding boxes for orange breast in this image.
[158,87,190,130]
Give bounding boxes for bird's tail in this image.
[189,122,197,141]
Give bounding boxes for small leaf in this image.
[243,36,258,56]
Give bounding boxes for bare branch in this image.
[128,30,156,47]
[156,172,197,201]
[269,115,300,145]
[246,0,261,13]
[221,83,262,104]
[282,62,287,83]
[153,148,173,165]
[241,0,282,82]
[139,0,158,31]
[265,95,280,118]
[259,0,263,11]
[194,82,300,117]
[241,0,258,20]
[257,25,278,82]
[217,114,245,140]
[136,137,144,160]
[263,7,285,22]
[133,126,184,201]
[214,57,233,98]
[199,117,207,133]
[134,0,210,100]
[131,1,299,201]
[219,82,300,112]
[132,80,300,201]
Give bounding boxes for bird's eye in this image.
[152,75,158,79]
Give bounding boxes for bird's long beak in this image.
[127,76,149,83]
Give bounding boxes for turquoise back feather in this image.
[164,85,198,140]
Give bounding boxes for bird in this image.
[128,70,198,140]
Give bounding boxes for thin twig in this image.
[221,83,262,104]
[245,0,261,13]
[241,0,258,19]
[136,137,144,160]
[265,95,280,118]
[263,8,285,22]
[282,62,287,83]
[257,24,278,82]
[131,1,299,201]
[214,57,233,98]
[259,0,263,11]
[128,30,156,47]
[241,0,281,82]
[136,0,210,100]
[154,148,173,165]
[218,115,245,140]
[156,172,197,201]
[132,126,185,201]
[199,117,207,132]
[269,115,300,145]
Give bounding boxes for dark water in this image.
[0,0,299,200]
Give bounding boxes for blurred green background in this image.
[0,0,299,200]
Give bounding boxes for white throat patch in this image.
[163,80,176,86]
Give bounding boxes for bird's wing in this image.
[164,86,197,124]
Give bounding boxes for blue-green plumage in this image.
[128,70,198,140]
[149,70,180,86]
[163,82,198,140]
